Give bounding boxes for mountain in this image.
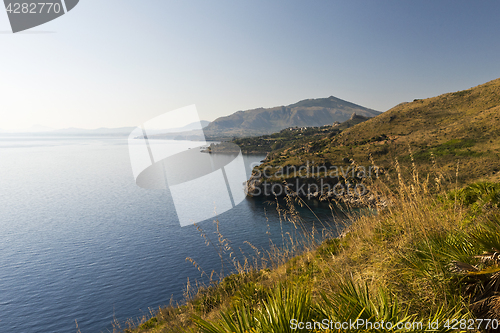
[212,112,373,154]
[181,120,210,131]
[251,77,500,190]
[203,96,380,137]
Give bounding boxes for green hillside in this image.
[252,78,500,189]
[208,113,371,154]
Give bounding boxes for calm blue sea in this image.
[0,136,342,333]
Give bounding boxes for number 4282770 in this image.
[6,3,62,14]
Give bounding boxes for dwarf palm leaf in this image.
[192,304,258,333]
[318,278,468,332]
[471,214,500,256]
[450,182,500,211]
[258,283,314,333]
[318,279,413,332]
[193,283,314,333]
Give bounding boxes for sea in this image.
[0,136,344,333]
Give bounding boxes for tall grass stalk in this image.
[115,159,500,332]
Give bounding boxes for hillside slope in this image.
[254,77,500,188]
[114,78,500,333]
[210,113,372,154]
[204,96,380,137]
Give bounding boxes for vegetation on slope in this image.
[111,78,500,333]
[116,170,500,333]
[208,113,371,154]
[251,78,500,190]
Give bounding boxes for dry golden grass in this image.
[116,155,500,332]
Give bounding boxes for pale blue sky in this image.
[1,0,500,130]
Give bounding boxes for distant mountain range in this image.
[0,126,137,136]
[3,96,378,139]
[203,96,380,138]
[0,121,211,137]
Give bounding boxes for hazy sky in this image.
[1,0,499,130]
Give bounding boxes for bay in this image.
[0,136,341,333]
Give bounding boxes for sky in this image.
[1,0,500,130]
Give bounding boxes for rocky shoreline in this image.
[245,172,388,209]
